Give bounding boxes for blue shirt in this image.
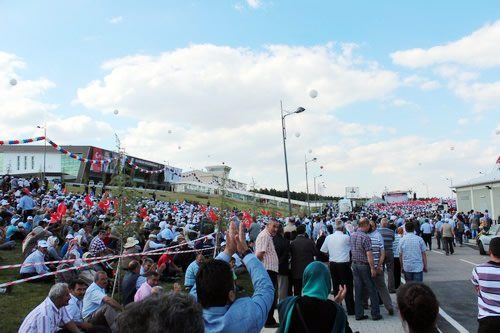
[435,221,443,232]
[190,252,274,333]
[19,195,35,211]
[399,233,426,273]
[420,222,433,234]
[158,228,175,241]
[6,225,18,240]
[184,260,199,287]
[20,250,49,274]
[368,232,384,267]
[82,282,107,319]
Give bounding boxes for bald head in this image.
[381,218,389,227]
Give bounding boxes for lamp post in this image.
[446,177,453,199]
[305,156,317,215]
[37,125,47,181]
[313,174,322,213]
[281,101,305,216]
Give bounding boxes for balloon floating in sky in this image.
[295,132,300,138]
[450,146,455,151]
[113,109,119,115]
[168,130,172,134]
[178,146,182,150]
[309,89,318,99]
[496,129,500,134]
[207,154,211,158]
[9,78,17,86]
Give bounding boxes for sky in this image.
[1,0,499,198]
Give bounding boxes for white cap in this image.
[37,240,48,248]
[65,234,74,239]
[27,216,33,220]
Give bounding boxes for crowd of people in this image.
[0,175,498,332]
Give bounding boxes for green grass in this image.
[0,248,254,333]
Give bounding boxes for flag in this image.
[84,195,93,207]
[208,210,219,223]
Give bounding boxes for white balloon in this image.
[309,89,318,98]
[308,149,313,154]
[496,129,500,135]
[113,109,119,115]
[207,154,211,158]
[295,132,300,138]
[178,146,182,150]
[168,130,172,134]
[9,78,17,86]
[450,146,455,151]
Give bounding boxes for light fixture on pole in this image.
[313,174,322,212]
[281,101,306,216]
[446,177,453,199]
[305,156,317,215]
[37,125,47,181]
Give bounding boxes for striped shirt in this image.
[393,235,401,258]
[368,232,384,267]
[471,261,500,319]
[256,229,279,272]
[19,297,72,333]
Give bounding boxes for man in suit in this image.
[290,224,318,295]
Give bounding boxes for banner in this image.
[90,147,103,172]
[0,136,45,145]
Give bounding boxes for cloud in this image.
[402,75,441,91]
[0,51,113,143]
[457,118,469,125]
[246,0,262,8]
[391,20,500,68]
[75,43,399,130]
[108,16,123,24]
[393,98,411,107]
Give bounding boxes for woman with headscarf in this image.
[47,236,62,261]
[278,261,353,333]
[64,235,83,259]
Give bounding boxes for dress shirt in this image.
[82,282,107,319]
[435,221,444,232]
[184,260,200,287]
[64,293,83,323]
[19,195,35,211]
[399,233,426,273]
[320,231,350,263]
[20,250,49,274]
[134,281,153,302]
[350,231,372,265]
[190,252,274,333]
[420,222,433,234]
[255,229,279,273]
[19,297,71,333]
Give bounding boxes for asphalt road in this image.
[424,238,489,333]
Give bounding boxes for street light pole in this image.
[305,155,317,215]
[37,125,46,181]
[313,174,322,213]
[446,177,453,200]
[281,100,305,216]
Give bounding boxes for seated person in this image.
[0,225,15,250]
[47,236,62,261]
[19,283,80,333]
[122,260,141,306]
[82,271,123,332]
[134,272,160,302]
[117,292,204,333]
[157,253,182,282]
[56,252,80,284]
[190,221,274,333]
[136,258,157,289]
[19,240,54,283]
[184,254,204,291]
[278,261,353,333]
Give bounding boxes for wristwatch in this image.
[238,249,253,259]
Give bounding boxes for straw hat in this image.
[124,237,139,249]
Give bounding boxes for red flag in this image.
[57,202,67,217]
[98,199,111,212]
[275,212,283,218]
[84,195,93,207]
[260,208,266,216]
[242,211,253,229]
[200,205,207,213]
[139,207,147,219]
[208,210,219,223]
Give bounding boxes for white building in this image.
[453,158,500,222]
[181,165,247,191]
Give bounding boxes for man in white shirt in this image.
[19,240,54,283]
[320,218,354,315]
[62,279,97,332]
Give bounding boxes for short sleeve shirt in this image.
[350,231,372,264]
[256,229,279,272]
[82,282,106,319]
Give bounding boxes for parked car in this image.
[478,224,500,255]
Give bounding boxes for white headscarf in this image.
[47,236,59,248]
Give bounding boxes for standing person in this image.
[378,218,396,293]
[248,218,261,243]
[368,221,394,315]
[441,219,455,255]
[19,189,35,221]
[283,217,297,241]
[273,223,291,302]
[255,219,280,328]
[399,222,428,282]
[456,216,465,247]
[393,227,403,290]
[471,237,500,332]
[350,217,381,321]
[290,224,318,296]
[320,218,355,315]
[434,216,444,250]
[471,211,480,239]
[420,218,433,251]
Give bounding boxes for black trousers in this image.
[393,257,401,289]
[443,237,454,254]
[478,316,500,333]
[329,262,355,315]
[266,270,278,325]
[422,233,432,250]
[20,272,54,283]
[293,278,303,296]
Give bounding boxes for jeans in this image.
[472,228,478,239]
[456,232,463,246]
[352,263,380,319]
[404,271,423,282]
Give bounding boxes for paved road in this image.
[424,238,488,333]
[262,237,488,333]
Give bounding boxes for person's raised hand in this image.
[223,221,237,257]
[333,284,347,304]
[235,221,249,255]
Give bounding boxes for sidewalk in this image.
[261,292,403,333]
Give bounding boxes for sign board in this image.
[345,186,360,199]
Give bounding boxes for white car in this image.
[478,224,500,255]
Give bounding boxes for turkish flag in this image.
[84,195,93,207]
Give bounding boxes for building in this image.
[0,145,178,190]
[181,164,247,191]
[453,158,500,222]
